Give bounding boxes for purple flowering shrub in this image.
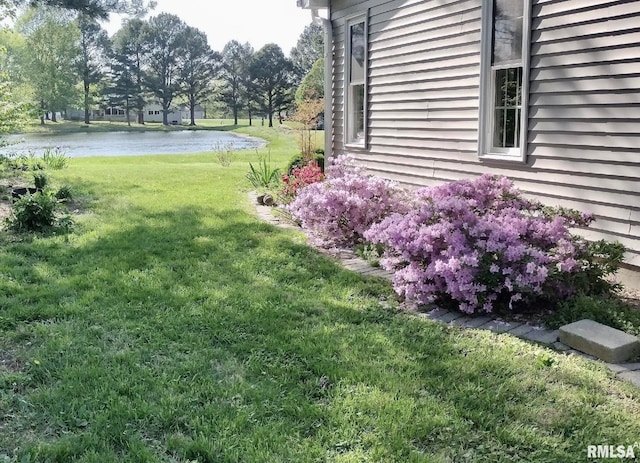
[364,174,611,314]
[286,155,410,247]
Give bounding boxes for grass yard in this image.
[1,124,639,462]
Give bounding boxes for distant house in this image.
[298,0,640,287]
[67,103,183,124]
[179,104,205,121]
[144,103,182,125]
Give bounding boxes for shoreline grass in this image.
[0,126,638,462]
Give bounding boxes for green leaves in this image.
[246,151,280,191]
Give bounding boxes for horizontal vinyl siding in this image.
[330,0,481,157]
[329,0,640,274]
[528,0,640,269]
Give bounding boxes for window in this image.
[345,15,367,147]
[479,0,531,161]
[148,110,153,115]
[105,108,112,115]
[154,110,160,115]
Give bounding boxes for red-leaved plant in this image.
[279,161,325,204]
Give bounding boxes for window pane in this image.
[495,0,523,18]
[493,19,522,63]
[504,108,517,147]
[350,22,365,82]
[492,67,522,149]
[495,69,507,106]
[494,108,505,148]
[352,83,365,141]
[492,0,523,64]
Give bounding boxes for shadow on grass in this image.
[0,205,639,462]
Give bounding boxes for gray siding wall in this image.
[329,0,640,271]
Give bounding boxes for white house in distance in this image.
[143,103,183,124]
[178,104,205,121]
[68,103,183,124]
[297,0,640,287]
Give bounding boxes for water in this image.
[0,130,266,158]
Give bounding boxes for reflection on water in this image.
[0,130,266,158]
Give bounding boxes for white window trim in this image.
[344,12,368,149]
[478,0,532,163]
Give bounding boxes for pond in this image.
[0,130,266,158]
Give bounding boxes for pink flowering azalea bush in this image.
[279,161,325,204]
[364,174,621,314]
[286,155,410,247]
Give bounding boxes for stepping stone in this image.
[448,316,471,327]
[552,341,571,352]
[437,311,465,323]
[507,324,535,337]
[483,320,523,334]
[559,319,640,364]
[618,371,640,388]
[461,316,493,328]
[604,362,640,374]
[522,328,559,344]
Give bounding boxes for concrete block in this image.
[559,319,640,364]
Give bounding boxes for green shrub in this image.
[5,191,72,233]
[55,185,73,202]
[286,151,324,175]
[246,151,280,191]
[546,294,640,337]
[42,146,69,170]
[33,171,48,190]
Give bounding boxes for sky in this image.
[104,0,315,55]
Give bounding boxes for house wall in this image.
[329,0,640,274]
[145,104,182,124]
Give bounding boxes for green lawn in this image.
[1,125,639,462]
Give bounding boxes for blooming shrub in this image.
[364,174,607,314]
[279,161,324,204]
[287,155,409,247]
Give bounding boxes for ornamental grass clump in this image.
[364,174,612,314]
[287,155,409,247]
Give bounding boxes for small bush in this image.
[213,141,235,167]
[55,185,73,202]
[33,172,48,190]
[286,151,325,175]
[364,174,622,314]
[287,155,410,247]
[246,151,280,191]
[42,146,68,170]
[5,191,72,233]
[279,161,324,204]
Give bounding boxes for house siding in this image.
[329,0,640,273]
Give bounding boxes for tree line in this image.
[0,0,324,129]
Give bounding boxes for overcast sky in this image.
[104,0,315,55]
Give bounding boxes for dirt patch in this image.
[0,199,10,222]
[0,348,24,374]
